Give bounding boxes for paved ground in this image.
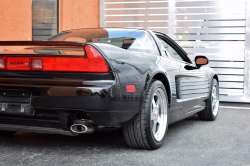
[0,103,250,166]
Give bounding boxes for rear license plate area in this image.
[0,90,34,116]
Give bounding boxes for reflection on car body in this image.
[0,28,219,149]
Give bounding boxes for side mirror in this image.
[195,56,209,67]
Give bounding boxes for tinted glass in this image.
[159,38,185,61]
[47,28,160,55]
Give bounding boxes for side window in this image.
[128,32,160,56]
[159,38,185,62]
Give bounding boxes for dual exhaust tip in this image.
[70,120,94,134]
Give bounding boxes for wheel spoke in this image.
[212,89,216,96]
[152,98,156,108]
[151,112,155,121]
[155,99,159,109]
[211,85,219,116]
[212,87,217,107]
[212,99,216,106]
[154,129,160,139]
[212,102,216,110]
[158,115,162,123]
[212,93,216,98]
[154,122,161,139]
[152,120,157,134]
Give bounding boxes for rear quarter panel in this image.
[95,43,161,112]
[202,66,218,94]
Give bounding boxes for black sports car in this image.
[0,28,219,149]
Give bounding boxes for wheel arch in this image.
[207,73,219,97]
[146,72,172,107]
[213,74,219,83]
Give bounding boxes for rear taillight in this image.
[7,57,30,70]
[84,45,109,72]
[0,45,109,73]
[0,58,5,69]
[31,58,43,70]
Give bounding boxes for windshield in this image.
[47,28,159,55]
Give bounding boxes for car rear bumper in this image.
[0,77,139,134]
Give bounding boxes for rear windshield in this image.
[47,28,160,55]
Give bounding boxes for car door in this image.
[148,34,183,123]
[157,34,209,114]
[158,47,182,110]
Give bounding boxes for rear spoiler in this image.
[0,41,87,47]
[0,41,110,73]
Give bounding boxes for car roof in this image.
[62,27,160,34]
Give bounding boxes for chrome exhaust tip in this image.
[70,120,94,134]
[70,124,88,133]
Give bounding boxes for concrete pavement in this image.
[0,103,249,166]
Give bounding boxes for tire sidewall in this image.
[210,79,219,119]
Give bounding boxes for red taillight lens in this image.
[6,57,30,70]
[0,45,109,73]
[31,58,43,70]
[0,58,5,70]
[31,57,89,72]
[84,45,109,72]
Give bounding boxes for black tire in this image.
[123,80,168,149]
[0,130,17,137]
[198,79,219,121]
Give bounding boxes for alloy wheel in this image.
[151,88,168,141]
[211,85,219,116]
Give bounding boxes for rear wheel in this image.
[198,79,219,121]
[123,80,168,149]
[0,130,16,137]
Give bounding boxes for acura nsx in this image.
[0,28,219,149]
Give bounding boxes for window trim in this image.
[153,31,193,64]
[146,30,162,56]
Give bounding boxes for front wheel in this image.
[198,79,219,121]
[123,80,168,149]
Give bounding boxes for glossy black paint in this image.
[0,28,218,134]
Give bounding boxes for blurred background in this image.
[0,0,249,103]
